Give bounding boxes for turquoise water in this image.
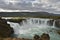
[7,18,60,40]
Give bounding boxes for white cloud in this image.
[0,0,60,14]
[0,8,37,12]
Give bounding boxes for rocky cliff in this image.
[0,18,14,37]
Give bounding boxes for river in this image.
[7,18,60,40]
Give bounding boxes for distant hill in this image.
[0,12,60,18]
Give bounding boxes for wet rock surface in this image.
[0,18,14,37]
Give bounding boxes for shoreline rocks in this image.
[0,18,14,37]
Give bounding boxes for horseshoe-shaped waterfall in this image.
[7,18,60,40]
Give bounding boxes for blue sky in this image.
[0,0,60,14]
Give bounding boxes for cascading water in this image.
[52,20,56,28]
[7,18,60,40]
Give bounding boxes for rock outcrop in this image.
[0,18,14,37]
[33,34,40,40]
[40,33,50,40]
[33,33,50,40]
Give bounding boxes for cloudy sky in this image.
[0,0,60,14]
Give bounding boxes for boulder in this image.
[40,33,50,40]
[33,34,40,40]
[0,18,14,37]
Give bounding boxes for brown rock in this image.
[0,19,14,37]
[40,33,50,40]
[0,38,3,40]
[33,34,40,40]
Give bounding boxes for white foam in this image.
[7,18,60,40]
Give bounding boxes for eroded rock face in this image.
[55,19,60,28]
[0,18,14,37]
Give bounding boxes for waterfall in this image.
[7,18,52,35]
[7,18,60,40]
[52,20,56,28]
[21,18,50,25]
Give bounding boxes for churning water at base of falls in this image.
[7,18,60,40]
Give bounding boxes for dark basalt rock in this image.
[0,18,14,37]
